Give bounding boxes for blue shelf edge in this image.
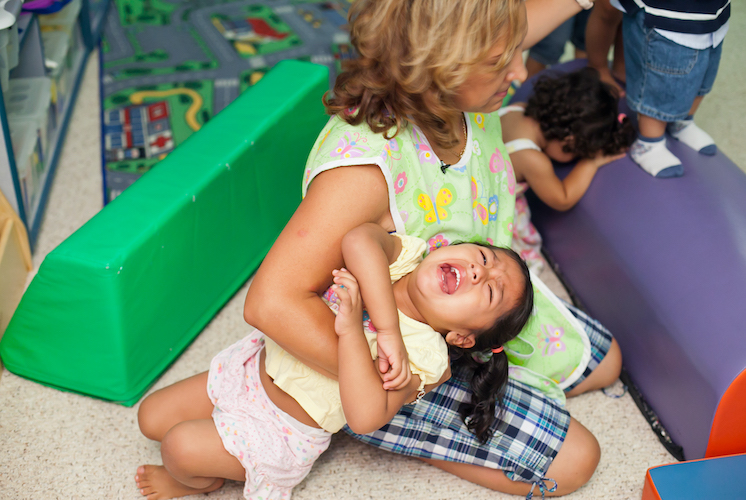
[97,44,106,207]
[27,46,91,250]
[0,83,28,227]
[90,0,110,42]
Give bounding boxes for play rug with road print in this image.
[100,0,353,202]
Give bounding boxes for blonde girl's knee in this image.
[548,419,600,495]
[565,427,600,493]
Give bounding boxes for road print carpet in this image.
[100,0,353,202]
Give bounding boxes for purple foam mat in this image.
[513,60,746,459]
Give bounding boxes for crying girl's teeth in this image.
[451,267,460,290]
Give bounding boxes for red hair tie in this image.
[617,113,627,123]
[491,346,504,354]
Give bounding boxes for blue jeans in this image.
[528,9,591,66]
[622,10,723,122]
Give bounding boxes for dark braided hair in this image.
[524,67,636,158]
[449,246,534,443]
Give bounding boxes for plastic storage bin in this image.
[0,0,21,91]
[8,120,43,215]
[5,77,53,217]
[41,30,71,120]
[5,15,17,68]
[0,28,8,91]
[37,0,80,36]
[4,77,54,151]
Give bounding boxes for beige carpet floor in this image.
[2,13,743,495]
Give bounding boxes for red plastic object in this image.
[705,368,746,457]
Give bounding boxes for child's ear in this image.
[445,331,476,349]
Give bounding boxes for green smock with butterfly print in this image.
[302,111,590,405]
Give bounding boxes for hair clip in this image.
[471,346,504,364]
[471,350,492,363]
[617,113,627,124]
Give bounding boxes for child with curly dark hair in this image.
[500,67,636,272]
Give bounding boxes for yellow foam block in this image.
[0,190,32,374]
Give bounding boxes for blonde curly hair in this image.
[325,0,525,150]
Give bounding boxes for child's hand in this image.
[332,269,363,337]
[591,150,628,168]
[376,333,412,391]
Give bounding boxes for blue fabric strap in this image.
[526,477,558,500]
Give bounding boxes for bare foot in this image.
[135,465,224,500]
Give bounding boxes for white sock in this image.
[630,137,683,178]
[667,118,717,155]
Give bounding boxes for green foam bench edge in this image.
[0,61,330,405]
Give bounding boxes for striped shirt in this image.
[617,0,730,34]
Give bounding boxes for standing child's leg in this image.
[611,27,625,84]
[585,0,624,96]
[622,9,723,178]
[666,96,717,155]
[526,17,574,78]
[666,40,723,156]
[630,114,683,178]
[569,8,591,59]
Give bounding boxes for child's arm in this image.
[340,223,410,390]
[514,149,625,211]
[332,269,449,434]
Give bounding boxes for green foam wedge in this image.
[0,61,330,405]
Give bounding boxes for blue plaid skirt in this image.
[344,301,613,488]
